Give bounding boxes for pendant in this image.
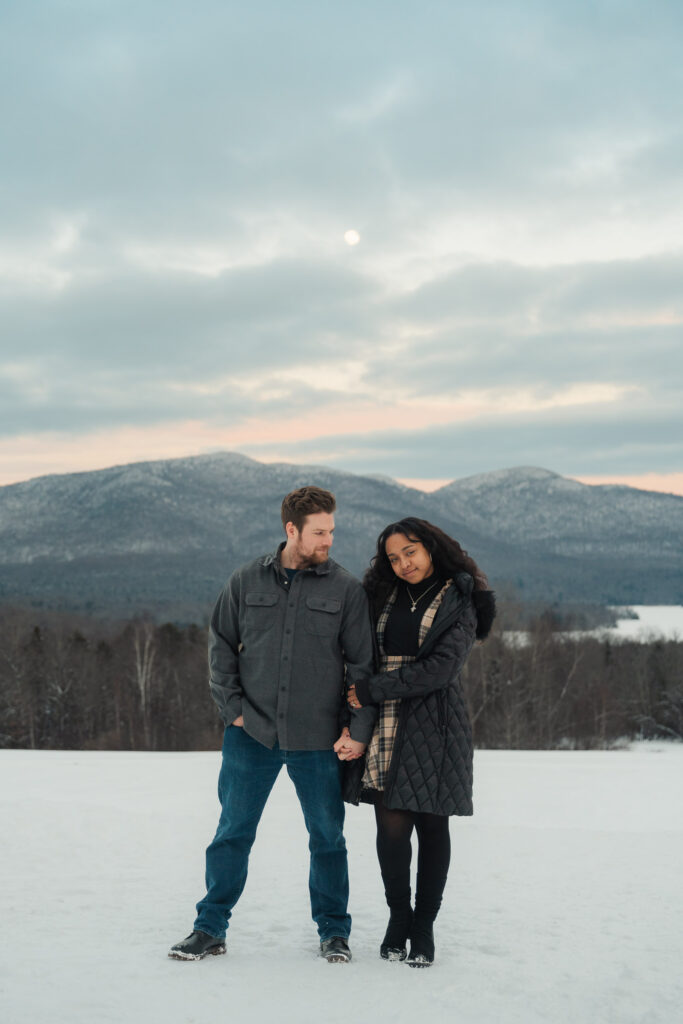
[410,604,417,613]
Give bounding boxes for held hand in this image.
[232,715,244,727]
[347,684,363,710]
[340,737,366,761]
[333,727,366,762]
[333,727,352,754]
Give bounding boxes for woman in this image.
[345,517,495,968]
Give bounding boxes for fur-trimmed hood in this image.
[473,589,496,640]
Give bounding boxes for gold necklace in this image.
[406,579,439,613]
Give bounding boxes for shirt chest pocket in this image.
[305,596,342,636]
[244,592,279,632]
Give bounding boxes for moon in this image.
[344,229,361,246]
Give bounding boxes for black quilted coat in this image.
[349,573,488,816]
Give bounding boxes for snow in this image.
[602,605,683,641]
[504,605,683,647]
[2,744,682,1024]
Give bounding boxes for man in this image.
[169,486,376,964]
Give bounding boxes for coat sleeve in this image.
[339,580,378,745]
[208,571,243,726]
[355,602,477,705]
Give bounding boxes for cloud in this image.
[1,1,681,485]
[239,404,683,479]
[3,247,682,457]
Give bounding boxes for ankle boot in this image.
[380,904,413,961]
[406,914,435,968]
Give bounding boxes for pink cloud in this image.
[573,473,683,497]
[396,478,453,492]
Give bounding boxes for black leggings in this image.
[374,803,451,920]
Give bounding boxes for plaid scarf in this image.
[362,579,452,793]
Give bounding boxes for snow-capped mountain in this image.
[434,467,682,558]
[0,455,681,616]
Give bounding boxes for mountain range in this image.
[0,453,681,618]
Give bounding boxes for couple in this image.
[169,485,495,968]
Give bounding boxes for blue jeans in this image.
[194,726,351,942]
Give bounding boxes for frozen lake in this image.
[598,605,683,641]
[2,744,682,1024]
[504,605,683,647]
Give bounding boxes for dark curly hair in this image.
[363,517,489,600]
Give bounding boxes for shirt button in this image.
[283,655,288,660]
[281,686,287,692]
[286,629,291,635]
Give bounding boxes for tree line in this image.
[0,603,680,751]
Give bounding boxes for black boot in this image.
[168,930,226,961]
[380,904,413,961]
[320,936,352,963]
[406,915,435,968]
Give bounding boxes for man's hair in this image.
[280,486,336,532]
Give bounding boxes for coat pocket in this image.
[244,592,279,633]
[304,596,342,636]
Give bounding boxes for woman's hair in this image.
[363,517,489,597]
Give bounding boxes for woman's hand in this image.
[347,684,363,709]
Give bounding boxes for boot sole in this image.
[168,944,226,961]
[406,955,433,968]
[380,946,407,961]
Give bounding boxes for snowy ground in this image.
[2,744,682,1024]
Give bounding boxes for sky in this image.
[2,0,682,494]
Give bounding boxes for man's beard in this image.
[294,546,329,568]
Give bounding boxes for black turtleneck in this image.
[383,574,443,657]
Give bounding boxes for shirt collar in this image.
[261,542,331,576]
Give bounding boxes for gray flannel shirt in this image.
[208,545,377,750]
